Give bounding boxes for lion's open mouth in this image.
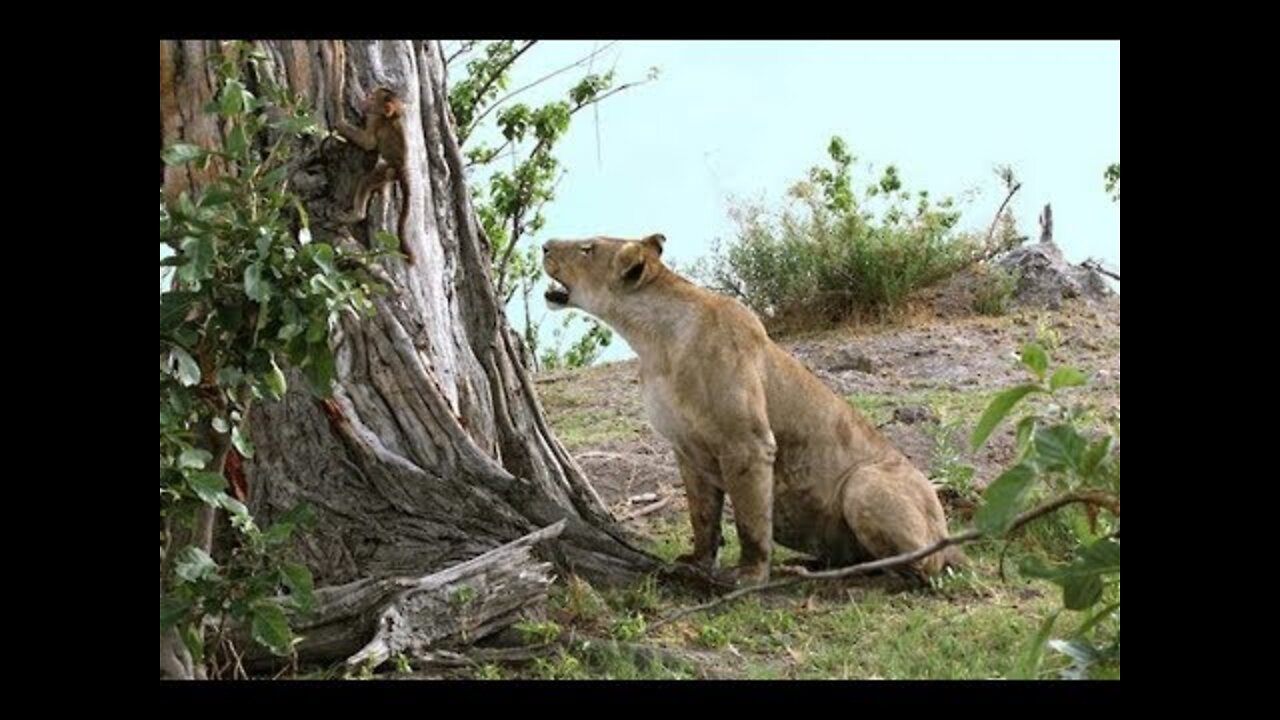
[544,281,570,307]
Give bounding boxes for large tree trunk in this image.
[160,39,667,677]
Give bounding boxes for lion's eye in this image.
[579,245,594,256]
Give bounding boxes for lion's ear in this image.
[642,233,665,257]
[615,242,649,288]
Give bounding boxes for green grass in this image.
[506,323,1119,680]
[547,408,647,450]
[643,519,1074,679]
[847,387,998,427]
[796,590,1058,679]
[456,508,1090,680]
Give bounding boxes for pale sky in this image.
[469,41,1120,364]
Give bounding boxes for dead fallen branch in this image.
[242,521,566,673]
[1082,259,1120,281]
[648,492,1119,633]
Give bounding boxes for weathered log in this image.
[244,521,565,672]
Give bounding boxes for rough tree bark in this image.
[160,39,669,678]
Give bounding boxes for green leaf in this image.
[277,504,316,528]
[244,263,268,302]
[259,164,289,190]
[1011,611,1059,679]
[162,144,207,166]
[975,463,1038,535]
[181,236,214,280]
[1068,511,1099,545]
[1020,343,1048,380]
[312,243,336,275]
[220,79,247,116]
[1074,601,1121,638]
[292,195,311,233]
[181,622,206,666]
[275,504,312,527]
[199,187,236,208]
[212,416,231,433]
[256,228,273,258]
[255,294,272,333]
[1082,538,1121,572]
[175,546,218,583]
[1082,436,1114,476]
[263,521,295,546]
[215,301,246,336]
[265,357,288,399]
[302,343,337,397]
[375,231,401,252]
[972,385,1041,449]
[1062,573,1104,610]
[1050,367,1087,391]
[160,594,192,630]
[171,347,201,387]
[306,316,328,344]
[286,332,309,364]
[219,495,254,531]
[310,274,339,295]
[232,425,256,459]
[177,191,198,217]
[174,325,200,349]
[216,366,245,388]
[274,114,319,136]
[251,603,294,657]
[226,123,249,158]
[1020,539,1119,588]
[280,562,315,612]
[1035,425,1088,474]
[1014,416,1037,453]
[188,471,228,505]
[160,292,199,335]
[179,448,213,470]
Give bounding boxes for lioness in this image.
[543,234,964,585]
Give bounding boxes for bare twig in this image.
[621,496,672,521]
[224,636,248,680]
[984,172,1023,250]
[574,451,648,462]
[997,539,1014,583]
[648,491,1119,633]
[1082,259,1121,282]
[445,41,479,69]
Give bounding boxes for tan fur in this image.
[334,86,414,264]
[543,234,964,585]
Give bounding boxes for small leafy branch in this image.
[160,40,387,675]
[445,41,658,369]
[539,311,614,372]
[970,343,1119,679]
